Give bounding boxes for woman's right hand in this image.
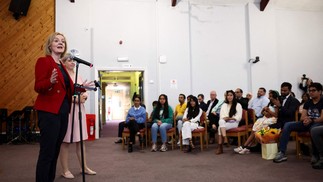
[50,68,58,84]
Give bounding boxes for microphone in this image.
[94,80,101,90]
[70,54,93,67]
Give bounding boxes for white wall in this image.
[56,0,323,115]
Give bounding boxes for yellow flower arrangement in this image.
[255,127,281,143]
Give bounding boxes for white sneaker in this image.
[168,139,173,144]
[239,148,250,155]
[234,146,243,153]
[151,144,157,152]
[177,141,180,146]
[160,144,168,152]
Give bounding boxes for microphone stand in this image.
[70,62,97,182]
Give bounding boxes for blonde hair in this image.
[44,32,67,58]
[61,53,71,63]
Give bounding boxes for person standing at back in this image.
[59,55,96,179]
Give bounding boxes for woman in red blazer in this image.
[34,32,74,182]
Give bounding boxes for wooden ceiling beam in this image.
[172,0,177,7]
[260,0,270,11]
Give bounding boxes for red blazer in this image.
[34,55,74,114]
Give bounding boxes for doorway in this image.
[98,70,144,125]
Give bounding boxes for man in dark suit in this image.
[205,91,219,144]
[198,94,208,112]
[270,82,300,129]
[235,88,249,110]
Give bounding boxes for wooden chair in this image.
[295,131,311,159]
[247,108,256,134]
[294,109,311,159]
[121,112,149,150]
[226,110,249,146]
[179,111,208,151]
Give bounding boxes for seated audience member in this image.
[269,82,300,129]
[234,90,279,154]
[299,92,310,116]
[216,90,242,155]
[311,125,323,169]
[180,96,202,153]
[246,92,253,102]
[248,87,270,118]
[125,95,146,153]
[206,91,220,144]
[210,92,226,131]
[235,88,249,110]
[198,94,208,112]
[273,82,323,163]
[151,94,174,152]
[174,94,187,137]
[115,97,146,144]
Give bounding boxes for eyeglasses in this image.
[309,89,317,92]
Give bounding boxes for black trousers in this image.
[127,120,145,143]
[118,121,126,138]
[36,99,69,182]
[208,113,219,138]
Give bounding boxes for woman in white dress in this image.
[181,96,202,153]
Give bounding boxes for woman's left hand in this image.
[82,80,95,89]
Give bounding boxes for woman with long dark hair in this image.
[216,90,242,155]
[151,94,174,152]
[181,96,202,152]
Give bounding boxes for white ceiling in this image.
[188,0,323,12]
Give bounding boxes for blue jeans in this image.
[151,123,172,143]
[279,121,322,154]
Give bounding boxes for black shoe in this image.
[114,138,122,144]
[184,145,192,153]
[312,159,323,169]
[128,144,133,153]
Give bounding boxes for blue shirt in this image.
[248,95,270,118]
[126,106,146,124]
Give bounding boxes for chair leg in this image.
[199,133,203,151]
[180,134,182,151]
[295,134,301,159]
[122,135,125,150]
[237,134,241,147]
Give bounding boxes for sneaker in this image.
[168,139,173,144]
[273,151,287,163]
[177,141,180,146]
[239,148,250,155]
[311,155,320,165]
[151,144,157,152]
[160,144,168,152]
[114,138,122,144]
[312,159,323,169]
[234,146,244,153]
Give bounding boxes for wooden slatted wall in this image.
[0,0,54,115]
